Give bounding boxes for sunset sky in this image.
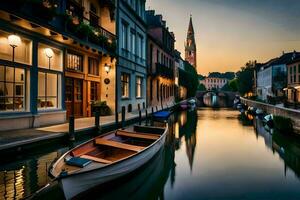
[146,0,300,75]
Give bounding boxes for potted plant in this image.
[92,101,111,116]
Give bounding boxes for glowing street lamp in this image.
[104,63,111,74]
[8,34,21,62]
[44,48,54,69]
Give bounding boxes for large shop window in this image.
[0,66,26,111]
[38,72,59,109]
[88,57,99,75]
[121,73,130,98]
[67,53,83,72]
[136,76,142,98]
[38,44,62,110]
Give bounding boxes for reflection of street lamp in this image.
[8,34,21,62]
[104,63,111,74]
[45,48,54,69]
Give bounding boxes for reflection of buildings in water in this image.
[254,118,273,149]
[177,110,198,171]
[0,152,59,200]
[272,133,300,178]
[254,117,300,179]
[185,132,197,171]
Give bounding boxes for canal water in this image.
[1,108,300,199]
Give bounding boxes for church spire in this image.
[188,14,194,35]
[185,15,197,70]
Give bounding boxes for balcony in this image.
[150,63,174,79]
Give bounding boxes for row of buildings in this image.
[0,0,197,131]
[254,51,300,107]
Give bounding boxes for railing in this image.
[154,63,174,79]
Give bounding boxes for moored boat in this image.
[49,124,168,199]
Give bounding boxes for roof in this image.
[287,55,300,65]
[259,51,300,70]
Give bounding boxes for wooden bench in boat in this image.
[95,138,144,152]
[71,143,95,157]
[80,155,113,164]
[116,130,160,140]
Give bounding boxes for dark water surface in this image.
[1,109,300,199]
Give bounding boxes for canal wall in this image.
[241,97,300,133]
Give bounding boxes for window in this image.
[38,44,62,110]
[67,53,83,72]
[157,50,160,63]
[121,22,128,50]
[121,73,130,98]
[0,30,32,65]
[38,44,63,71]
[0,66,25,111]
[157,80,159,101]
[150,79,153,101]
[38,72,59,109]
[130,30,136,54]
[88,57,99,75]
[136,76,142,98]
[90,81,99,102]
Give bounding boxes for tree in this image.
[236,61,255,96]
[228,79,238,92]
[178,61,199,98]
[198,83,206,91]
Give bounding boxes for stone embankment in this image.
[241,97,300,133]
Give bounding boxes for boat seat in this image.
[116,130,160,140]
[95,138,144,152]
[80,155,113,164]
[71,144,95,157]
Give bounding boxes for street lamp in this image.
[45,48,54,69]
[104,63,111,74]
[8,34,21,62]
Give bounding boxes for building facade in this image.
[116,0,147,114]
[257,52,300,102]
[0,0,116,130]
[286,57,300,107]
[185,16,197,71]
[199,77,228,91]
[174,50,187,100]
[146,10,175,109]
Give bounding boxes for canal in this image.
[1,108,300,199]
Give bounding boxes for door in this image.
[65,77,83,118]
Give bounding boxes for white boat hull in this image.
[60,133,166,199]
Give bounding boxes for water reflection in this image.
[2,109,300,199]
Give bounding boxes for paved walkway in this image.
[0,104,174,151]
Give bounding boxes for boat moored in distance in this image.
[49,123,168,199]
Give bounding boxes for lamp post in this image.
[104,63,111,98]
[8,34,21,62]
[45,48,54,69]
[8,34,21,110]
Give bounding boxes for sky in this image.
[146,0,300,75]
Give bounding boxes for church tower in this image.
[185,15,197,70]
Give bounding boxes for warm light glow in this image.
[44,48,54,58]
[8,34,21,48]
[104,63,111,74]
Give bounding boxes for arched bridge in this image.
[196,91,238,107]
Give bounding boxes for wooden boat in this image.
[49,124,168,199]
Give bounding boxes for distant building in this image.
[146,10,175,109]
[185,15,197,71]
[199,77,228,91]
[285,56,300,107]
[257,51,300,101]
[174,50,187,99]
